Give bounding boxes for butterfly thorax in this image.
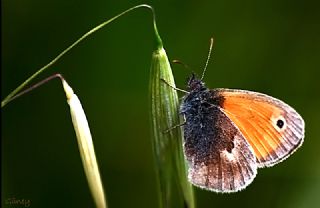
[181,77,224,115]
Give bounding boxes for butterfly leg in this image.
[160,78,189,94]
[163,116,186,133]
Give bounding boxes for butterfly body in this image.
[180,74,304,193]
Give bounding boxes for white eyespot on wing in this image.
[271,114,287,133]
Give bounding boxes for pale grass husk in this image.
[63,80,107,208]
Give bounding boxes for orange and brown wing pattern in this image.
[183,104,257,192]
[215,89,305,167]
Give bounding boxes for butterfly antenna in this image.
[172,59,191,71]
[200,37,214,80]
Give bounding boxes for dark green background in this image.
[2,0,320,207]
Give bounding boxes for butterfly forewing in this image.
[216,89,305,167]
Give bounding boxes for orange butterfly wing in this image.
[215,89,305,167]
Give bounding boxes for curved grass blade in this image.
[2,4,155,108]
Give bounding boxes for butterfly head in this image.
[187,73,206,92]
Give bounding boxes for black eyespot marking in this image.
[276,119,285,129]
[226,142,235,153]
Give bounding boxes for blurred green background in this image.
[2,0,320,207]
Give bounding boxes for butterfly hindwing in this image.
[182,90,257,192]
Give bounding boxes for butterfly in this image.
[177,39,305,193]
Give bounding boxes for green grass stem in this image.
[1,4,156,108]
[149,45,195,208]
